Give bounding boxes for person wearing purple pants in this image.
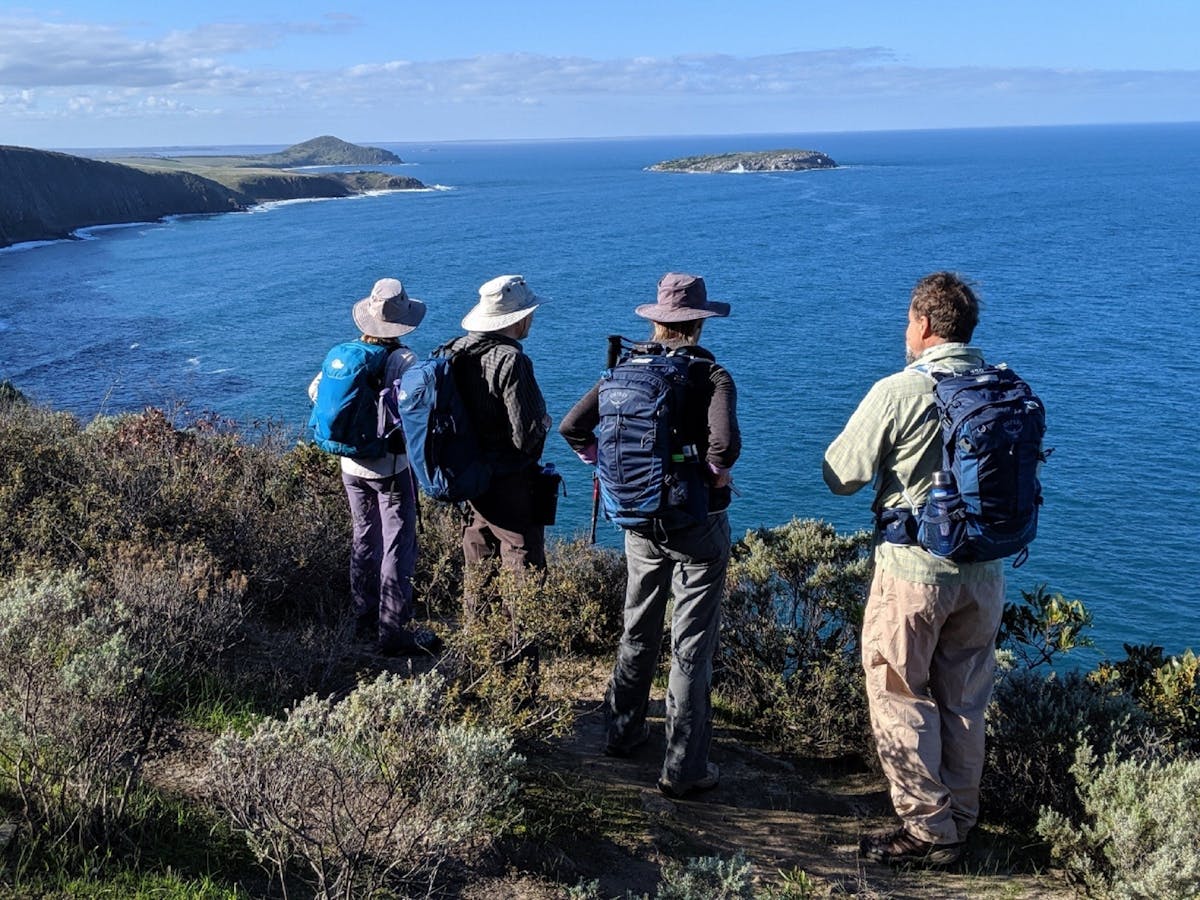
[309,277,442,656]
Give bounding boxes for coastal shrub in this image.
[567,853,755,900]
[1037,745,1200,899]
[996,583,1094,671]
[0,571,158,854]
[99,539,248,698]
[982,668,1155,832]
[0,399,350,619]
[1092,644,1200,757]
[414,500,468,616]
[210,671,522,899]
[718,519,872,757]
[656,853,754,900]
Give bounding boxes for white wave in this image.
[75,221,157,239]
[0,238,70,254]
[129,342,140,349]
[208,367,232,374]
[185,357,201,367]
[249,196,344,212]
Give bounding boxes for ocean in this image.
[2,123,1198,661]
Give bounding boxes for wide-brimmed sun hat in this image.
[635,272,730,322]
[352,277,426,337]
[461,275,543,332]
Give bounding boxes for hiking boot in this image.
[379,625,443,657]
[603,723,650,758]
[353,612,379,640]
[859,826,964,867]
[657,762,719,800]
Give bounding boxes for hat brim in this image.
[634,300,731,322]
[461,301,540,333]
[353,297,426,337]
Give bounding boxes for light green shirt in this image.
[823,343,1003,585]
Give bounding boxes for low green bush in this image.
[0,401,350,621]
[1093,644,1200,757]
[1038,745,1200,899]
[0,571,158,855]
[983,668,1155,832]
[718,519,872,757]
[210,671,522,899]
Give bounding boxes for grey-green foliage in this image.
[210,671,523,899]
[719,519,872,756]
[983,668,1154,831]
[1037,745,1200,899]
[657,853,755,900]
[0,571,156,851]
[567,852,756,900]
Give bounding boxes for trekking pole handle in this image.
[605,335,624,369]
[589,473,600,543]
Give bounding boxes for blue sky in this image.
[2,1,1198,148]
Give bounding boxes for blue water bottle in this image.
[920,470,962,558]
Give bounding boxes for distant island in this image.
[648,149,837,173]
[0,136,425,249]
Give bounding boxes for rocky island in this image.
[0,136,425,249]
[649,149,837,173]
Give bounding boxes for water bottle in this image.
[921,470,962,558]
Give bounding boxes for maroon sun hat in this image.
[634,272,731,322]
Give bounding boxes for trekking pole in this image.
[589,335,625,544]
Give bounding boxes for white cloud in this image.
[1,14,1197,140]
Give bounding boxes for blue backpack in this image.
[309,340,391,458]
[913,364,1047,563]
[391,341,491,503]
[596,346,708,531]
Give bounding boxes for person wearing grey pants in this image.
[559,273,741,799]
[610,512,731,787]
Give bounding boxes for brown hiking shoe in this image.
[859,826,964,867]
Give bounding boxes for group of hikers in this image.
[308,269,1047,869]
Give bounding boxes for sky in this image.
[2,1,1198,149]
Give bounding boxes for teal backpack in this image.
[309,340,391,458]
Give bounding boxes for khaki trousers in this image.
[862,569,1005,844]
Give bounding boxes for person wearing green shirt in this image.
[824,271,1005,868]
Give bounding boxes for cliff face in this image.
[0,146,248,248]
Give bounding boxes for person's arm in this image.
[559,383,601,462]
[499,352,550,458]
[823,381,894,495]
[705,363,740,477]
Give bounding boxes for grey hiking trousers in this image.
[606,512,731,785]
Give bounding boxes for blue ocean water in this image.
[2,123,1198,660]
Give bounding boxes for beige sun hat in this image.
[352,277,426,337]
[461,275,543,332]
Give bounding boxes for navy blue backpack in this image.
[391,342,491,503]
[595,346,708,531]
[309,340,391,458]
[915,364,1047,563]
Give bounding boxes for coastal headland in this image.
[0,136,425,249]
[648,149,837,173]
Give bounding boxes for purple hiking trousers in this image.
[342,470,418,647]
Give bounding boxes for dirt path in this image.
[507,686,1070,900]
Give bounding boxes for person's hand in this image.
[708,463,731,488]
[576,442,598,465]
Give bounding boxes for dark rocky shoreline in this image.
[0,136,425,249]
